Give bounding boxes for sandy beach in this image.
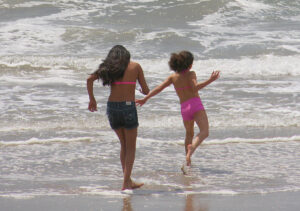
[1,190,300,211]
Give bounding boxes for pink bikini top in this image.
[113,81,136,85]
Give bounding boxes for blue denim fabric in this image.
[106,101,139,130]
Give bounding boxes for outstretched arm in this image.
[136,76,172,106]
[87,74,98,112]
[192,71,220,91]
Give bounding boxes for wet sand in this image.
[1,190,299,211]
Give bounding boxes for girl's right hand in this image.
[88,98,97,112]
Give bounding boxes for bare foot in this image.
[122,180,132,190]
[122,179,144,190]
[131,181,144,189]
[181,164,187,175]
[186,144,192,166]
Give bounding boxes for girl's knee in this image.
[204,130,209,138]
[199,129,209,139]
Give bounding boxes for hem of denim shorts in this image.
[124,123,139,130]
[110,124,139,130]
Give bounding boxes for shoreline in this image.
[1,191,299,211]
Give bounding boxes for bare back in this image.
[109,61,148,102]
[171,71,199,103]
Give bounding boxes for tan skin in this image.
[87,61,149,190]
[136,65,220,166]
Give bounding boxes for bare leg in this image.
[122,127,143,190]
[182,120,194,172]
[114,129,126,173]
[114,128,143,190]
[183,120,194,155]
[186,110,209,166]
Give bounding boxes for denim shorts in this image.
[106,101,139,130]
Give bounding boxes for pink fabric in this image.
[180,69,189,74]
[181,97,204,121]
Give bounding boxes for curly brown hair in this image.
[168,51,194,73]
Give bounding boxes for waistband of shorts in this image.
[181,97,201,106]
[107,101,136,108]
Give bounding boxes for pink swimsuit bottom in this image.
[180,97,205,121]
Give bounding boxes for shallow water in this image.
[0,0,300,200]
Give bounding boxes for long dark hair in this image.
[94,45,131,86]
[168,51,194,73]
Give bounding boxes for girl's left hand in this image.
[135,98,147,106]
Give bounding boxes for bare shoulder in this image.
[87,73,98,81]
[129,61,141,69]
[188,70,197,78]
[169,72,177,82]
[170,72,177,78]
[127,61,142,76]
[189,70,196,75]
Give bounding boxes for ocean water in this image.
[0,0,300,202]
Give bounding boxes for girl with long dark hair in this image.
[87,45,149,190]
